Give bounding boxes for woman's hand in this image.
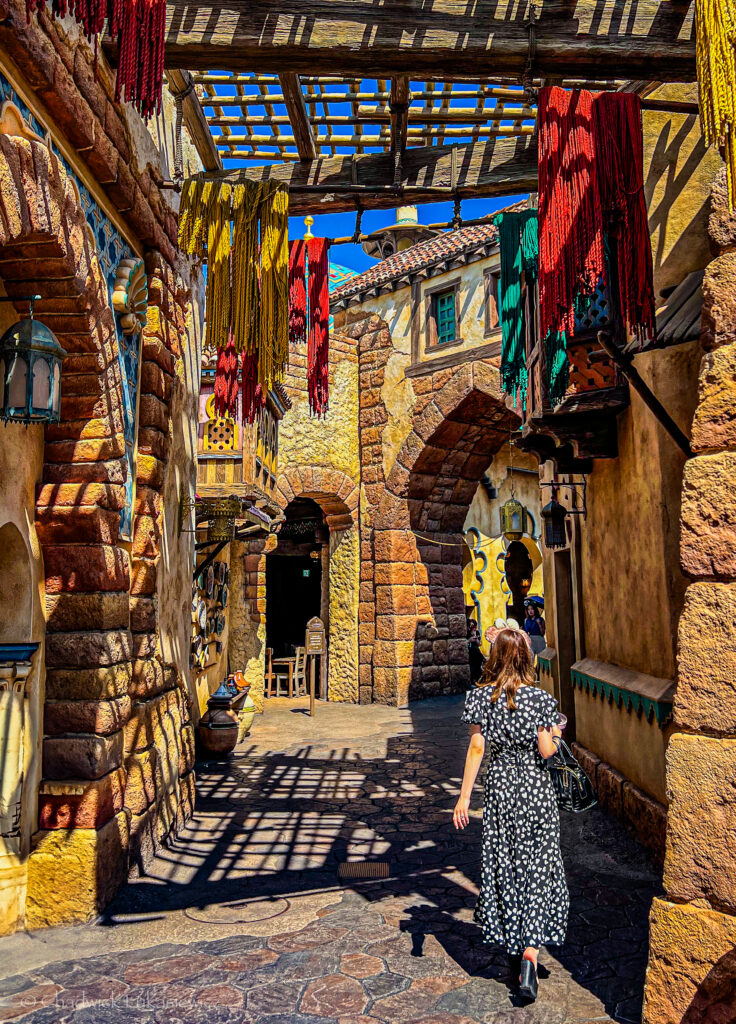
[453,797,471,829]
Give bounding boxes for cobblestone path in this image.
[0,696,660,1024]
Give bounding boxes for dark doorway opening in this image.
[266,498,326,660]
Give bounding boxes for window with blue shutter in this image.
[434,290,456,344]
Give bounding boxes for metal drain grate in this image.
[338,861,390,880]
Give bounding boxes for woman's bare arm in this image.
[537,724,562,759]
[453,725,485,829]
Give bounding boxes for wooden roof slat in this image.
[278,73,317,160]
[158,0,696,80]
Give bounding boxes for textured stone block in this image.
[376,615,419,641]
[595,760,626,819]
[663,734,736,912]
[45,662,132,702]
[372,640,416,667]
[373,666,413,705]
[130,596,157,633]
[571,742,601,786]
[691,343,736,452]
[373,530,418,564]
[136,454,165,489]
[131,558,158,596]
[622,781,666,863]
[709,166,736,253]
[38,769,126,830]
[124,747,163,815]
[376,585,417,616]
[43,730,124,781]
[681,453,736,577]
[36,506,121,546]
[675,582,736,733]
[643,898,736,1024]
[46,591,129,633]
[702,251,736,349]
[44,696,131,737]
[45,629,133,669]
[25,810,129,929]
[124,692,168,753]
[129,659,167,699]
[44,544,130,595]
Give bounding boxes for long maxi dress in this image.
[462,683,569,954]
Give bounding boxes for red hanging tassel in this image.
[114,0,166,119]
[242,351,266,425]
[307,237,329,418]
[288,239,307,345]
[593,91,656,344]
[537,87,605,343]
[213,337,238,419]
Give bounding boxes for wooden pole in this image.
[278,73,318,160]
[309,655,316,717]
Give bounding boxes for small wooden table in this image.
[271,656,296,697]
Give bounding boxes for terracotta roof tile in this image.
[330,201,527,304]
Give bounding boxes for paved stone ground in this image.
[0,695,661,1024]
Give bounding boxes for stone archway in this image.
[367,360,519,706]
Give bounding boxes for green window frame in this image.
[434,290,456,345]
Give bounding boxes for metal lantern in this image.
[500,497,527,541]
[541,498,569,549]
[0,307,66,425]
[207,497,242,543]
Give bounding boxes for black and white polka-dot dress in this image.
[462,684,569,954]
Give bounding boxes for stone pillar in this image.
[643,168,736,1021]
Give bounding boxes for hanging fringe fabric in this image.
[537,87,605,346]
[26,0,166,120]
[213,337,238,419]
[259,183,290,390]
[231,182,263,355]
[307,237,330,418]
[696,0,736,209]
[494,209,538,406]
[241,351,265,425]
[289,240,307,345]
[593,92,656,344]
[537,86,657,403]
[205,183,232,353]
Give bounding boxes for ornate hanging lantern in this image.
[541,498,569,549]
[0,297,66,425]
[207,497,242,543]
[500,497,527,541]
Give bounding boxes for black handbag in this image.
[547,737,597,813]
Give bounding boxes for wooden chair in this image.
[265,648,290,698]
[292,646,307,697]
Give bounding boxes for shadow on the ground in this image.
[101,694,661,1023]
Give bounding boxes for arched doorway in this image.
[266,498,326,660]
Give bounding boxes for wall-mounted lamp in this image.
[539,478,587,549]
[0,295,66,425]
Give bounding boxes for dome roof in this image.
[329,263,357,292]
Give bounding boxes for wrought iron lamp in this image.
[206,497,242,543]
[500,497,527,541]
[541,497,569,548]
[0,296,66,425]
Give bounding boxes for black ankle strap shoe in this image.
[519,958,538,1001]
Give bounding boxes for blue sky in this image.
[288,194,528,275]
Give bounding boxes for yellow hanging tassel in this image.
[232,181,263,354]
[259,182,289,389]
[697,0,736,208]
[206,183,232,351]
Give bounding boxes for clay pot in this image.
[198,682,239,757]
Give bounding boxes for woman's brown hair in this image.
[478,628,535,709]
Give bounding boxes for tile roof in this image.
[330,222,499,305]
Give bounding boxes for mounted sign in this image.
[305,616,327,655]
[305,616,327,716]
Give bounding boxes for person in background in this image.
[466,608,484,685]
[523,600,546,656]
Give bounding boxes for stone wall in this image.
[0,1,203,931]
[643,166,736,1022]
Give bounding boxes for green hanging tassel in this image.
[494,209,538,407]
[544,329,569,408]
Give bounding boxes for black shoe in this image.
[519,957,538,1001]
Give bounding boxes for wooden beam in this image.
[159,0,696,81]
[278,73,317,160]
[198,136,538,215]
[166,70,222,172]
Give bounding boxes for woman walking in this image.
[453,629,568,1001]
